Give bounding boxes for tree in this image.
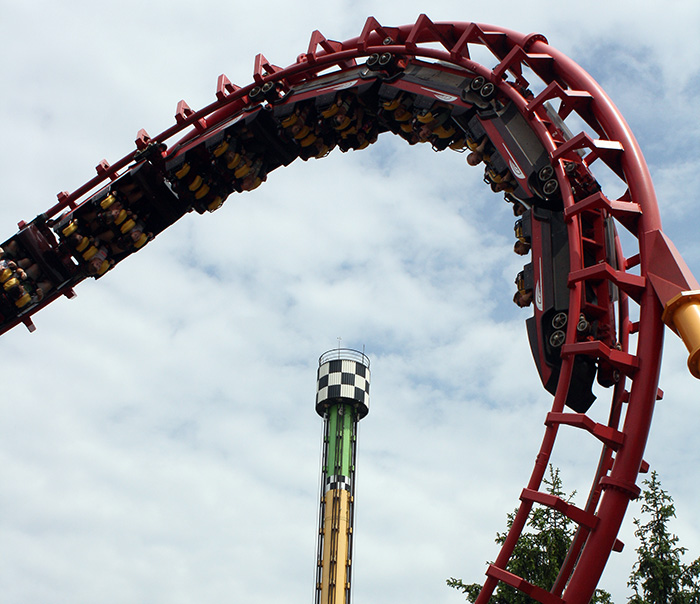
[627,470,700,604]
[447,466,612,603]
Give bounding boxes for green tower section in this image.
[324,403,356,479]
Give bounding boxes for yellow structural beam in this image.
[662,290,700,379]
[320,489,352,604]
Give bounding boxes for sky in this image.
[0,1,699,603]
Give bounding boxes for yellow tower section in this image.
[320,486,353,603]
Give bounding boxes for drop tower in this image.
[314,348,370,604]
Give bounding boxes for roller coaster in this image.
[2,15,699,604]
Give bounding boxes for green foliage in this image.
[447,466,612,603]
[627,471,700,604]
[449,469,700,603]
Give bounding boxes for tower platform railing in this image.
[319,348,370,368]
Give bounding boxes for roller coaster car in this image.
[521,208,598,412]
[280,65,379,110]
[274,100,336,159]
[0,221,79,330]
[167,106,298,204]
[176,67,382,168]
[372,59,561,206]
[377,59,474,118]
[457,106,561,209]
[52,160,185,276]
[17,220,78,284]
[166,132,240,213]
[239,108,299,170]
[71,162,181,234]
[110,160,189,234]
[275,68,383,148]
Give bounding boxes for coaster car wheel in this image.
[549,330,566,348]
[248,86,264,102]
[480,82,496,101]
[551,312,568,329]
[577,314,591,333]
[366,53,380,69]
[261,81,277,101]
[538,165,554,181]
[470,76,485,92]
[378,52,393,67]
[543,178,559,196]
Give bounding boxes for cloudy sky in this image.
[1,2,699,603]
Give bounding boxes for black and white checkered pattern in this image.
[324,474,352,493]
[316,358,370,418]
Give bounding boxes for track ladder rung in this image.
[526,81,592,118]
[552,132,625,178]
[545,412,624,449]
[568,262,646,301]
[486,565,564,604]
[564,190,642,227]
[520,488,598,529]
[492,46,553,86]
[561,340,639,376]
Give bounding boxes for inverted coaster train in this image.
[1,15,699,604]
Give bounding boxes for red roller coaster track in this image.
[2,15,699,603]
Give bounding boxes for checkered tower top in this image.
[316,348,370,419]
